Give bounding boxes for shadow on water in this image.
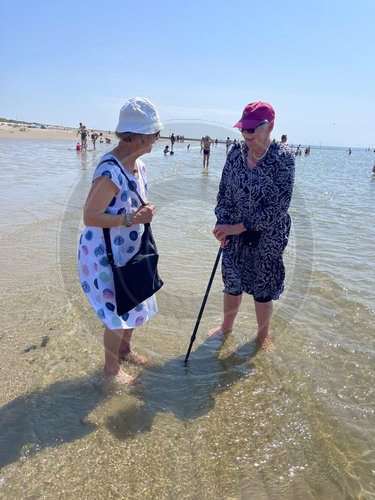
[0,373,107,469]
[106,335,258,439]
[0,336,258,468]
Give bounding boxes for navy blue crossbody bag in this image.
[101,158,163,315]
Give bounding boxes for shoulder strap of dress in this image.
[99,157,146,207]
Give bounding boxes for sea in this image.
[0,137,374,499]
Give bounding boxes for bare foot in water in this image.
[104,368,138,385]
[207,326,233,338]
[257,335,276,353]
[118,349,147,365]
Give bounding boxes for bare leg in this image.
[208,292,242,336]
[207,153,210,168]
[254,299,275,352]
[103,327,136,384]
[119,328,147,364]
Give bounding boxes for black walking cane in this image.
[184,246,223,366]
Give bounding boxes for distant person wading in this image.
[202,135,214,168]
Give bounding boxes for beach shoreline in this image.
[0,123,116,141]
[0,123,172,142]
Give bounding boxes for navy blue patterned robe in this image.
[215,140,295,300]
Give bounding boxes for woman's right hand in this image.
[131,203,155,224]
[213,225,231,248]
[213,223,246,247]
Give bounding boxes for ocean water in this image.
[0,137,374,499]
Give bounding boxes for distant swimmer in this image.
[91,131,99,150]
[304,146,311,156]
[77,123,84,148]
[225,137,231,154]
[187,144,190,150]
[76,142,81,151]
[163,145,170,155]
[200,137,204,153]
[77,124,88,151]
[348,148,352,155]
[202,135,214,168]
[170,133,175,151]
[281,134,287,144]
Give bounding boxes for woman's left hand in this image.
[213,223,246,247]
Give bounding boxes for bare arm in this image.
[83,176,155,228]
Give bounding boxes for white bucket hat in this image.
[115,97,164,134]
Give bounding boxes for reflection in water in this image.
[79,151,88,170]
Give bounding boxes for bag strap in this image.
[103,225,115,268]
[99,156,147,268]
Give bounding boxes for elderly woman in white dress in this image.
[78,97,163,384]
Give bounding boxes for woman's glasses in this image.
[240,120,268,134]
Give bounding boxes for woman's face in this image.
[139,132,160,154]
[242,121,273,150]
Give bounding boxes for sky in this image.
[1,0,374,147]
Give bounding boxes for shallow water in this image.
[0,138,374,498]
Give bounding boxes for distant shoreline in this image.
[0,123,116,142]
[0,124,371,150]
[0,123,169,143]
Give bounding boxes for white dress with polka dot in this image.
[78,153,157,329]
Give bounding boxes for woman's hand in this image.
[213,223,246,248]
[131,203,155,225]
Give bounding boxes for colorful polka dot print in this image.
[78,154,157,329]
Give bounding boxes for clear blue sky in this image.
[1,0,374,147]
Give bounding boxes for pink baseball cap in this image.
[234,102,275,129]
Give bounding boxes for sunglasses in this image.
[240,120,269,134]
